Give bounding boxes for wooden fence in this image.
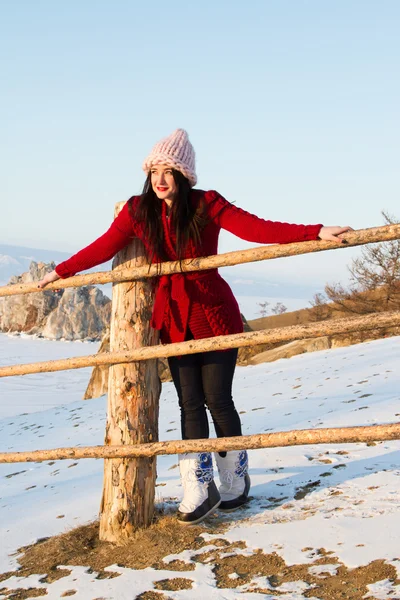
[1,211,399,543]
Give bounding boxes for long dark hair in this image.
[129,169,208,267]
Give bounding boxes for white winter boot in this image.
[215,450,251,511]
[177,452,221,525]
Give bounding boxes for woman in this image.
[38,129,352,525]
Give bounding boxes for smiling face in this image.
[150,164,178,205]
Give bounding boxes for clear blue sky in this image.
[1,0,399,285]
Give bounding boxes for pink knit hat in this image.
[142,128,197,187]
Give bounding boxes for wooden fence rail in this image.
[0,224,399,298]
[1,311,399,379]
[1,423,399,464]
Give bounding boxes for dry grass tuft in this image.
[135,592,169,600]
[154,577,193,591]
[0,588,47,599]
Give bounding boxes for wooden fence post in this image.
[99,201,161,542]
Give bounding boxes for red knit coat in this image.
[55,190,323,344]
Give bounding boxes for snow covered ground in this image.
[0,332,399,598]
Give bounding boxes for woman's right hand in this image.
[37,270,61,289]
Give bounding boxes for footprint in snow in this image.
[5,470,27,479]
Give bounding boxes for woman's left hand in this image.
[318,225,354,243]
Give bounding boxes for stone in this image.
[42,286,110,341]
[0,261,110,341]
[0,262,59,334]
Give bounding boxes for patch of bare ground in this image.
[37,568,72,584]
[135,592,169,600]
[154,577,193,591]
[192,546,399,599]
[0,566,72,586]
[0,588,47,599]
[0,513,225,585]
[301,559,399,599]
[156,559,196,572]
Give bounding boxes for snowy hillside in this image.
[0,333,399,598]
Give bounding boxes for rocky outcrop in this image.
[0,261,111,341]
[42,286,111,341]
[0,262,60,333]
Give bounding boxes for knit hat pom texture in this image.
[142,128,197,187]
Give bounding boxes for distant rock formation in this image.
[41,286,111,341]
[0,261,111,341]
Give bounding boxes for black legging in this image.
[168,347,242,440]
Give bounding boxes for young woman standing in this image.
[38,129,352,525]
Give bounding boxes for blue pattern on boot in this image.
[235,450,248,478]
[195,452,213,483]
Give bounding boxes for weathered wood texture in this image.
[1,223,400,298]
[1,423,399,464]
[1,311,400,378]
[99,202,160,543]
